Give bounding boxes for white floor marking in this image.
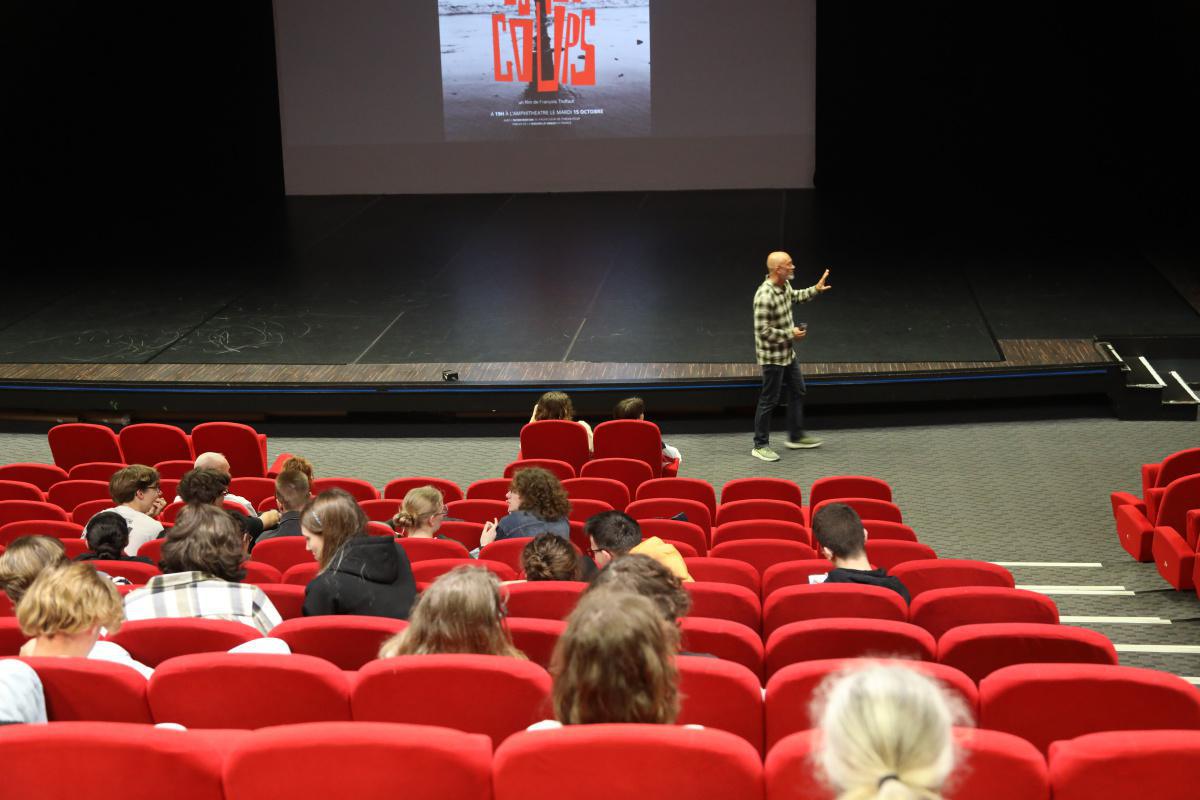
[993,562,1103,568]
[1060,616,1171,625]
[1114,644,1200,654]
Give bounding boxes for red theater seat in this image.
[765,619,936,679]
[48,423,124,470]
[937,622,1118,684]
[133,538,164,563]
[979,663,1200,755]
[254,583,307,620]
[1048,729,1200,800]
[710,540,817,576]
[360,498,403,522]
[0,618,27,654]
[494,725,762,800]
[861,519,920,541]
[520,420,592,474]
[71,498,115,526]
[562,476,630,511]
[154,459,194,479]
[639,518,709,556]
[312,477,380,502]
[910,586,1059,639]
[479,538,541,573]
[683,557,761,595]
[353,654,553,746]
[764,659,978,751]
[811,497,903,524]
[637,477,718,518]
[567,497,613,523]
[190,422,268,478]
[0,462,69,491]
[888,559,1014,599]
[580,457,654,497]
[272,615,408,669]
[466,477,511,501]
[505,458,576,481]
[720,477,804,507]
[761,559,836,596]
[250,535,312,571]
[1114,472,1200,562]
[240,561,282,584]
[504,581,586,620]
[864,539,937,570]
[1151,508,1200,589]
[282,561,320,585]
[0,499,70,526]
[679,617,765,682]
[224,722,493,800]
[0,721,230,799]
[228,477,277,508]
[685,582,762,631]
[106,618,263,667]
[118,423,193,466]
[398,536,471,562]
[808,475,893,509]
[21,656,153,722]
[86,559,161,583]
[65,461,126,482]
[383,476,464,503]
[592,419,678,478]
[410,558,518,583]
[0,479,44,502]
[506,616,565,668]
[712,519,812,549]
[447,498,509,524]
[0,518,84,547]
[763,583,908,638]
[627,497,712,542]
[148,652,351,728]
[437,520,485,551]
[716,499,806,527]
[677,655,765,753]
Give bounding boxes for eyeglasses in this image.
[586,546,608,560]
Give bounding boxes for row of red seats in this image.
[9,650,1200,759]
[6,719,1197,800]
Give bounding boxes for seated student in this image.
[521,533,582,581]
[178,468,280,543]
[75,512,155,565]
[532,588,680,728]
[0,660,47,725]
[530,390,593,450]
[377,566,525,659]
[0,535,68,607]
[391,486,451,539]
[301,488,416,619]
[587,554,690,624]
[253,468,309,548]
[183,452,258,517]
[585,510,693,582]
[281,454,315,483]
[479,468,571,546]
[813,663,967,799]
[812,503,911,603]
[17,562,153,678]
[613,396,682,467]
[124,504,282,635]
[95,465,167,556]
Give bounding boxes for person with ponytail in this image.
[75,512,155,565]
[520,533,582,581]
[391,486,452,540]
[812,663,969,800]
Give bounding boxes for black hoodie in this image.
[824,567,911,604]
[302,535,417,619]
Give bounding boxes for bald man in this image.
[751,251,831,462]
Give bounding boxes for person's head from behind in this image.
[378,566,523,659]
[0,536,68,605]
[813,503,867,564]
[813,663,967,799]
[521,533,581,581]
[274,468,310,514]
[281,455,315,482]
[300,488,368,570]
[508,467,570,521]
[194,451,232,477]
[84,511,131,560]
[534,391,575,422]
[109,464,161,513]
[17,562,124,657]
[160,503,246,582]
[585,511,642,568]
[551,588,680,725]
[178,468,230,507]
[613,396,645,420]
[588,554,690,624]
[393,485,445,538]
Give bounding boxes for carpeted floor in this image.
[3,413,1198,678]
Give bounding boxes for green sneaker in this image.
[785,436,823,449]
[751,446,781,462]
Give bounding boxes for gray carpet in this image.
[4,414,1198,679]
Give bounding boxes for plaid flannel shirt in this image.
[753,278,819,365]
[123,571,282,635]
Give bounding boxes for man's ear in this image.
[820,546,833,561]
[861,526,868,542]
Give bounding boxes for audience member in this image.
[585,510,693,582]
[377,566,524,658]
[479,467,571,546]
[253,468,309,548]
[813,663,967,800]
[191,451,257,515]
[537,589,680,727]
[0,535,68,606]
[530,390,593,450]
[99,465,166,555]
[178,468,280,543]
[301,488,416,619]
[0,661,47,725]
[75,511,155,565]
[521,533,582,581]
[124,504,282,634]
[812,503,911,603]
[587,554,690,624]
[16,562,152,677]
[392,485,450,539]
[613,395,682,466]
[281,455,315,483]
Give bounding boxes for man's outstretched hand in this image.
[815,269,832,293]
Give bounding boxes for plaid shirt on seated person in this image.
[123,571,282,635]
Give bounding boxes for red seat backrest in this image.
[479,538,537,573]
[811,496,903,523]
[0,480,45,502]
[677,655,765,753]
[189,422,267,478]
[71,498,116,526]
[397,536,471,562]
[863,539,938,570]
[1149,447,1200,492]
[118,423,193,466]
[312,477,380,502]
[761,559,836,597]
[712,519,811,548]
[682,557,760,595]
[272,615,408,669]
[765,618,936,679]
[240,560,282,584]
[66,462,127,482]
[436,520,484,552]
[252,583,307,620]
[709,540,817,577]
[520,420,592,474]
[360,498,403,522]
[106,618,263,667]
[148,652,351,728]
[252,536,313,572]
[861,519,919,541]
[937,622,1118,684]
[678,617,765,683]
[505,616,566,669]
[888,559,1015,599]
[0,462,69,491]
[636,478,718,519]
[763,658,979,750]
[383,477,464,503]
[281,561,320,585]
[592,419,667,478]
[808,475,893,508]
[85,559,161,584]
[410,558,518,583]
[579,457,654,497]
[353,654,553,746]
[763,583,908,638]
[0,499,70,526]
[716,499,806,527]
[720,477,803,507]
[1154,473,1200,533]
[48,423,124,470]
[562,477,630,511]
[638,518,709,556]
[466,478,511,501]
[1048,729,1200,800]
[228,477,277,507]
[504,581,586,620]
[0,518,84,547]
[447,498,509,524]
[626,497,712,540]
[21,656,153,723]
[505,458,576,481]
[979,663,1200,755]
[684,582,762,632]
[154,459,195,479]
[910,586,1059,640]
[567,497,613,523]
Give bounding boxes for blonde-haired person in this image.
[531,588,682,729]
[302,488,416,619]
[377,566,524,659]
[530,390,593,450]
[813,663,969,800]
[391,486,451,539]
[17,562,153,678]
[0,535,68,607]
[479,467,571,547]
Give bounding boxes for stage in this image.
[2,190,1198,420]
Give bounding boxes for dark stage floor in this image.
[2,191,1198,367]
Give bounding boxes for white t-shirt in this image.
[83,505,164,557]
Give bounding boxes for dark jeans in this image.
[754,360,806,448]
